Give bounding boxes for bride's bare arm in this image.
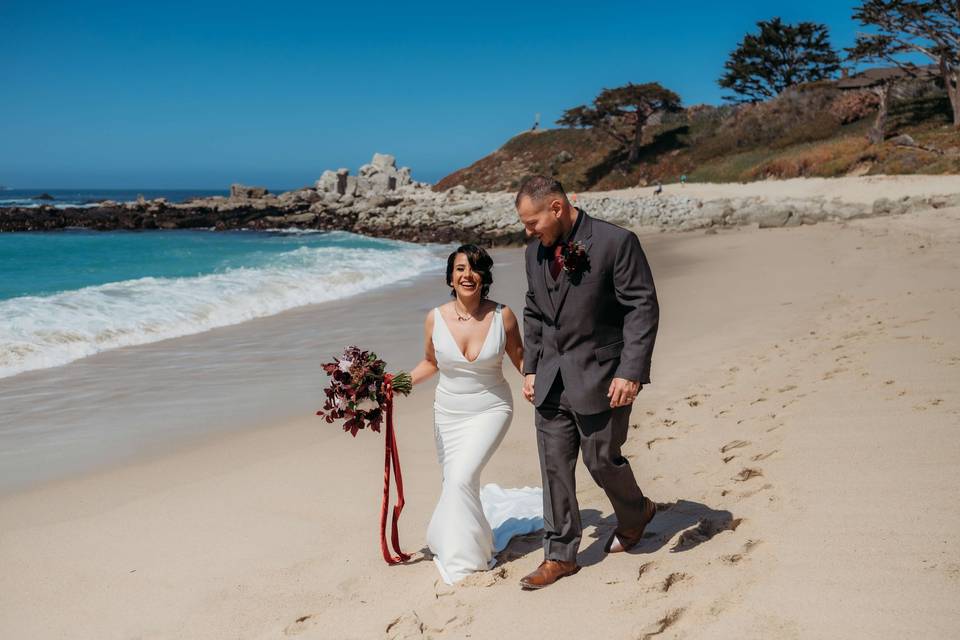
[502,305,524,374]
[410,311,439,386]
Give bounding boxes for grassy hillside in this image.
[434,83,960,192]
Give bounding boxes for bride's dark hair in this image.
[446,244,493,299]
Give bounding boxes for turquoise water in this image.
[0,188,232,208]
[0,230,444,378]
[1,229,418,300]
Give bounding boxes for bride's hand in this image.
[522,374,535,403]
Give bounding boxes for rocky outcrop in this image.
[229,184,270,199]
[2,154,958,242]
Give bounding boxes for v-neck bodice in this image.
[432,304,508,398]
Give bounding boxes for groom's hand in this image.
[608,378,641,408]
[523,374,536,404]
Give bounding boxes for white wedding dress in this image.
[427,304,544,584]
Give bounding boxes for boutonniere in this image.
[559,240,590,279]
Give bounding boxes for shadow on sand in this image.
[494,499,739,569]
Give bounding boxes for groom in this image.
[516,176,659,590]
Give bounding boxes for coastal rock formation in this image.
[2,154,959,243]
[229,184,270,199]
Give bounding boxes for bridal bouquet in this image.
[316,345,413,565]
[316,346,412,436]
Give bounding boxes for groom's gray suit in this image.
[523,208,659,562]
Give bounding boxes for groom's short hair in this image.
[515,175,567,208]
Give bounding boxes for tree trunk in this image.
[628,119,645,164]
[938,58,960,129]
[869,84,890,145]
[950,74,960,129]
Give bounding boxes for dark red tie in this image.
[549,243,563,280]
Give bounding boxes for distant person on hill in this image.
[653,181,663,196]
[680,174,687,187]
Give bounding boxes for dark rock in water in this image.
[31,193,55,201]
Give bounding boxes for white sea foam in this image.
[0,198,99,209]
[271,227,325,234]
[0,242,442,378]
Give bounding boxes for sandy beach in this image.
[620,174,960,203]
[2,182,959,639]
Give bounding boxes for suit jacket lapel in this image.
[537,242,557,317]
[553,211,594,321]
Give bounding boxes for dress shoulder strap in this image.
[494,303,505,344]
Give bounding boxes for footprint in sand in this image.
[433,578,456,599]
[722,539,762,564]
[751,450,778,461]
[685,393,709,407]
[734,468,764,482]
[636,561,657,580]
[657,572,689,593]
[646,436,677,449]
[638,608,685,640]
[419,600,472,635]
[720,440,750,454]
[284,614,319,636]
[387,600,473,639]
[459,565,509,588]
[385,611,424,640]
[822,367,848,380]
[672,517,742,551]
[738,483,774,500]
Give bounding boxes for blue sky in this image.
[2,1,869,188]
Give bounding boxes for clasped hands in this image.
[607,377,641,407]
[523,374,641,408]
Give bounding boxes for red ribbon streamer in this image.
[380,374,410,565]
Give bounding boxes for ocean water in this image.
[0,188,234,208]
[0,229,446,379]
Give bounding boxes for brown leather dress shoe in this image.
[604,497,657,553]
[519,559,581,590]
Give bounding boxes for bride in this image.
[409,244,543,584]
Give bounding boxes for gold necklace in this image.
[454,300,474,322]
